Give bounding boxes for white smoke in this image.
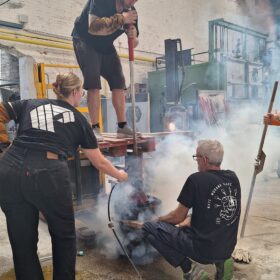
[76,100,280,265]
[76,181,158,264]
[144,101,280,218]
[74,1,280,265]
[94,184,136,259]
[144,134,196,211]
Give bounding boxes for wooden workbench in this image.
[95,133,156,156]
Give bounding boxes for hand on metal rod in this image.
[127,24,138,60]
[263,112,280,126]
[117,170,128,182]
[122,10,137,24]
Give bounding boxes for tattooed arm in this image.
[0,103,11,144]
[88,10,137,36]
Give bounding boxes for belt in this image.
[46,151,74,161]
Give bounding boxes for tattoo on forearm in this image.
[0,104,11,143]
[89,14,124,36]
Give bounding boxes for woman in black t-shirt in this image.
[0,72,128,280]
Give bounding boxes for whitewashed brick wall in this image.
[0,0,273,97]
[0,0,271,54]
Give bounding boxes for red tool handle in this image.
[128,25,134,61]
[128,38,134,61]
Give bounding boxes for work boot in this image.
[215,258,234,280]
[93,127,104,142]
[182,264,209,280]
[117,124,141,139]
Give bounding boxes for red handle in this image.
[128,38,134,61]
[128,24,134,61]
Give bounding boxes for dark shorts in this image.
[73,39,126,91]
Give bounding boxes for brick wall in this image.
[0,0,271,54]
[0,0,273,98]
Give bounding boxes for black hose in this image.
[107,182,143,280]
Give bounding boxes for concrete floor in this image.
[0,173,280,280]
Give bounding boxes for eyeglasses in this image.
[81,90,86,97]
[192,154,203,161]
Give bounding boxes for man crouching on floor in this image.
[143,139,241,280]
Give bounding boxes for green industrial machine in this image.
[148,19,269,132]
[148,61,225,132]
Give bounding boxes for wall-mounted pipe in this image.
[44,64,79,69]
[0,27,71,44]
[0,34,72,50]
[0,32,156,63]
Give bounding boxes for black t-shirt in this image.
[3,99,98,157]
[72,0,139,54]
[177,170,241,261]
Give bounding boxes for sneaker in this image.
[215,258,234,280]
[183,264,209,280]
[93,127,104,142]
[117,124,141,139]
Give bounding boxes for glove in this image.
[264,114,280,126]
[232,249,251,263]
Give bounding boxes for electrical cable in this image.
[0,0,10,7]
[107,182,143,280]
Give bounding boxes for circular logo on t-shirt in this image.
[207,182,239,226]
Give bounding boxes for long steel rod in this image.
[128,36,138,155]
[240,81,278,238]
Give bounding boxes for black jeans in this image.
[0,145,76,280]
[143,222,226,273]
[143,221,197,272]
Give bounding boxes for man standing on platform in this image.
[72,0,139,140]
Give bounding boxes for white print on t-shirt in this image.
[30,104,75,132]
[207,182,239,226]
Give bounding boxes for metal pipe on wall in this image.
[0,34,72,50]
[0,27,71,44]
[0,32,156,63]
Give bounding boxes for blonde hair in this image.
[197,139,224,166]
[52,72,82,99]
